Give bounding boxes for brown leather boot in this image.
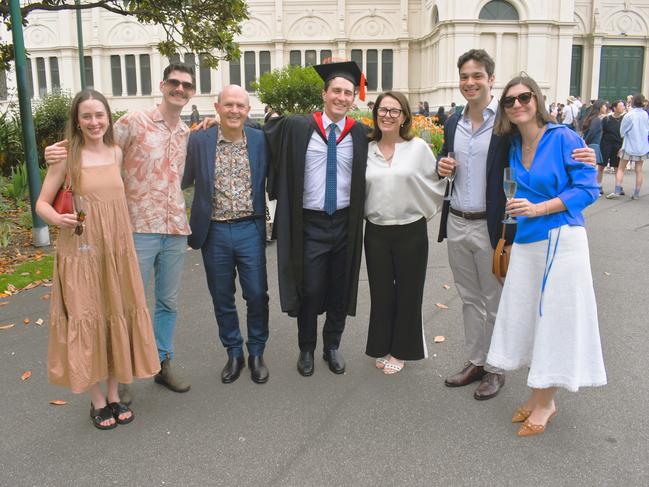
[154,353,191,392]
[118,383,133,406]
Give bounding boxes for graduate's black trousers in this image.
[297,208,349,352]
[364,217,428,360]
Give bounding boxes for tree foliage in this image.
[32,90,72,154]
[251,65,324,116]
[0,0,249,71]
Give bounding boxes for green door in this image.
[599,46,644,102]
[570,45,583,96]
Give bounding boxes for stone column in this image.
[588,35,603,100]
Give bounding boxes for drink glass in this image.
[73,195,92,251]
[502,167,517,224]
[444,152,457,202]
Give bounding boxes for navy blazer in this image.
[182,125,269,249]
[436,113,515,249]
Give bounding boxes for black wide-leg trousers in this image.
[364,217,428,361]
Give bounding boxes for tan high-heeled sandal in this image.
[517,409,558,437]
[511,407,532,423]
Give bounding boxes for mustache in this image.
[170,90,189,98]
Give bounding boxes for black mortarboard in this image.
[313,61,367,100]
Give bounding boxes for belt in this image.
[303,207,349,217]
[449,207,487,220]
[213,214,264,224]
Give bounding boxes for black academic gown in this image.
[264,114,369,318]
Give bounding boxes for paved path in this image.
[1,170,648,486]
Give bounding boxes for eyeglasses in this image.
[377,107,403,118]
[165,78,195,90]
[502,92,535,109]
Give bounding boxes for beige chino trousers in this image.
[447,214,503,373]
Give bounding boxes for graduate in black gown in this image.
[264,62,369,377]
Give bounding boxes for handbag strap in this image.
[62,170,72,190]
[500,221,507,239]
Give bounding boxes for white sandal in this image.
[383,360,404,375]
[375,357,389,369]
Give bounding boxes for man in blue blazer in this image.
[182,85,270,384]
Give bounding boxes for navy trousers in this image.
[297,209,349,352]
[201,220,269,357]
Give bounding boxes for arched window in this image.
[432,5,439,26]
[479,0,519,20]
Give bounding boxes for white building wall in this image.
[1,0,648,116]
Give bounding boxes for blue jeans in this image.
[133,233,187,362]
[201,220,269,357]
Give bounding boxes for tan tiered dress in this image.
[48,161,160,393]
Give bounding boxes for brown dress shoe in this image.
[444,363,486,387]
[473,372,505,400]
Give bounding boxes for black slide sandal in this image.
[108,402,134,425]
[90,404,117,430]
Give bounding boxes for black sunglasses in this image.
[502,92,535,109]
[165,78,195,90]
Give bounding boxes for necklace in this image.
[379,144,395,162]
[522,126,544,153]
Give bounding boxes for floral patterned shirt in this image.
[211,132,254,220]
[113,107,191,235]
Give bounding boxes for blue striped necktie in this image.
[324,124,337,215]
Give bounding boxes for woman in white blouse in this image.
[365,91,445,374]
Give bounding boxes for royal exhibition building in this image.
[1,0,648,116]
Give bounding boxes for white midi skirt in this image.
[487,225,607,392]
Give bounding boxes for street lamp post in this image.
[76,0,86,88]
[8,0,50,247]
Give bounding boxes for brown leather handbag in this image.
[53,173,73,214]
[492,223,511,283]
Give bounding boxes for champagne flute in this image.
[73,195,92,251]
[444,151,457,202]
[502,167,517,224]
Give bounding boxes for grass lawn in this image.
[0,255,54,295]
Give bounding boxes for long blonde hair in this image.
[64,89,115,189]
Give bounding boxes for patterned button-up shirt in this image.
[211,131,254,220]
[113,107,191,235]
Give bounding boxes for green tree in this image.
[0,0,249,71]
[33,90,72,158]
[251,65,323,116]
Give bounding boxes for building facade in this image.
[1,0,648,116]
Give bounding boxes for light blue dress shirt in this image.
[450,96,499,212]
[303,112,354,211]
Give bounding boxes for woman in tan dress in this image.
[36,89,160,430]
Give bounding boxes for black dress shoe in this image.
[297,351,314,377]
[248,355,269,384]
[322,349,345,374]
[221,356,245,384]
